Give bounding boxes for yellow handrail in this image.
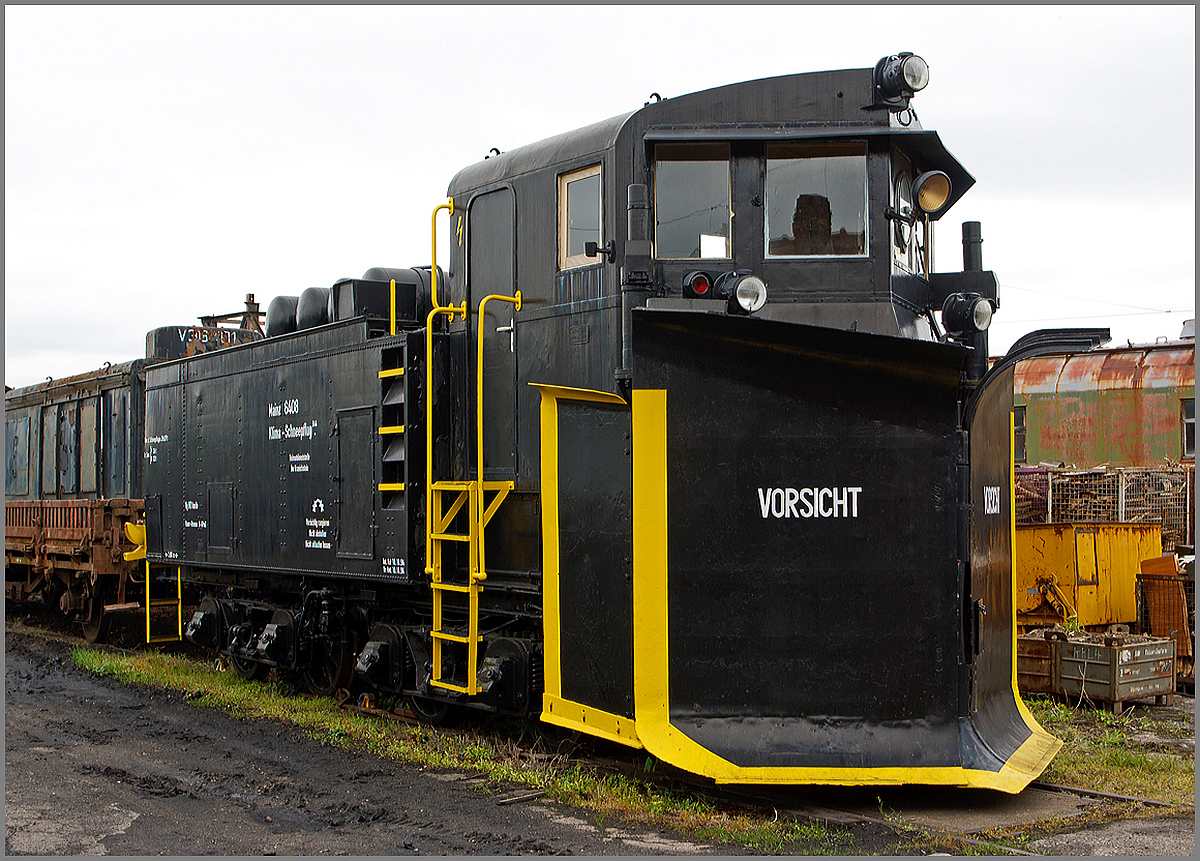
[424,198,466,576]
[430,198,455,310]
[144,562,183,644]
[421,199,521,696]
[474,292,521,583]
[145,560,151,643]
[425,303,465,577]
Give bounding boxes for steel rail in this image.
[1029,780,1175,808]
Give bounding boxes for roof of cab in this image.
[447,66,974,214]
[448,111,634,194]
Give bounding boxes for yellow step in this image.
[430,582,472,594]
[431,630,480,644]
[429,679,471,694]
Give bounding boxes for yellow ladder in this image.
[420,200,521,695]
[123,521,183,644]
[427,479,511,694]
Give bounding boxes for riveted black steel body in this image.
[132,60,1059,786]
[143,319,422,582]
[634,310,966,768]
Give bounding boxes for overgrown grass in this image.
[72,644,1192,853]
[1027,694,1195,807]
[69,645,854,853]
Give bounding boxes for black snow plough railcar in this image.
[140,55,1061,790]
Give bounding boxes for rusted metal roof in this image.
[1014,341,1195,467]
[1015,342,1194,396]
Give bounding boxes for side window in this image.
[5,416,30,495]
[765,142,867,257]
[890,151,927,276]
[653,144,731,259]
[1183,398,1195,460]
[558,165,601,270]
[1013,406,1027,464]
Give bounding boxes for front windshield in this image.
[765,142,867,257]
[653,144,731,259]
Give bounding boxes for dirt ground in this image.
[4,620,1195,855]
[5,625,757,855]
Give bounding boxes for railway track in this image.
[561,748,1183,856]
[18,608,1186,856]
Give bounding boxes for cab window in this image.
[558,165,601,270]
[654,144,731,259]
[891,151,928,276]
[765,142,866,257]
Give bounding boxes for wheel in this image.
[231,655,268,682]
[80,611,111,644]
[80,595,111,644]
[407,694,451,726]
[303,639,353,697]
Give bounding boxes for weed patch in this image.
[1026,695,1194,807]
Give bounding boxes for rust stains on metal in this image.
[1015,341,1195,467]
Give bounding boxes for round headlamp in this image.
[941,293,993,337]
[901,55,930,92]
[913,170,952,217]
[874,53,930,106]
[729,275,767,315]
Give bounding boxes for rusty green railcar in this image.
[1014,337,1195,467]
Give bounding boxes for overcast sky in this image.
[5,5,1195,389]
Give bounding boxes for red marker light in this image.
[684,271,712,297]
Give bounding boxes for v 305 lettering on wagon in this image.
[757,486,863,519]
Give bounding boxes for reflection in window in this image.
[559,165,601,269]
[654,144,731,259]
[766,142,866,257]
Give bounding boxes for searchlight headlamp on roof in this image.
[871,53,929,112]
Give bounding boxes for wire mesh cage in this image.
[1138,570,1195,684]
[1015,465,1195,552]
